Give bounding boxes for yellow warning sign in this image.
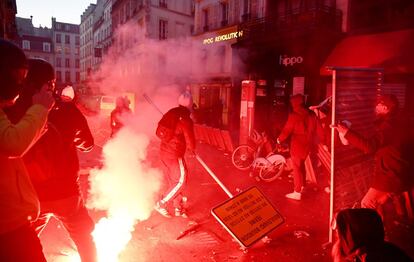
[211,186,284,247]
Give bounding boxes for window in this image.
[56,23,61,30]
[43,42,51,52]
[64,47,70,54]
[65,35,70,44]
[221,2,229,26]
[56,71,62,82]
[56,33,61,43]
[75,59,80,68]
[159,19,168,40]
[55,46,62,54]
[242,0,251,21]
[76,72,80,82]
[65,58,70,67]
[75,36,80,45]
[203,9,209,31]
[75,47,79,55]
[65,24,70,31]
[160,0,167,8]
[65,71,71,83]
[22,40,30,50]
[56,57,62,67]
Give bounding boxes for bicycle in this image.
[231,130,289,182]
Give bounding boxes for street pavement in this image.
[38,115,414,262]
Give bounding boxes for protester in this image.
[4,58,97,262]
[110,96,131,137]
[154,91,196,218]
[0,39,54,261]
[277,94,319,200]
[332,94,413,214]
[332,208,413,262]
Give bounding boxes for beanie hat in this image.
[377,94,399,113]
[0,39,28,100]
[178,91,193,108]
[26,58,55,90]
[0,39,27,71]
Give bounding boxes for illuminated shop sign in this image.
[279,55,304,66]
[203,31,243,45]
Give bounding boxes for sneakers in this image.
[154,202,171,218]
[285,191,301,201]
[175,208,188,218]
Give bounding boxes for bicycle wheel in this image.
[231,145,255,170]
[259,154,286,182]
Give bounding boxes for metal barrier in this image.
[194,124,234,153]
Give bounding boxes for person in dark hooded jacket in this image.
[277,94,319,200]
[154,91,196,218]
[332,208,413,262]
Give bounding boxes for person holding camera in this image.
[332,94,413,214]
[5,58,97,262]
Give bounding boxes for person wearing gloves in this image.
[154,91,196,218]
[332,94,413,213]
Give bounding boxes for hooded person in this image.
[333,94,414,214]
[277,94,319,200]
[154,90,196,218]
[110,96,132,137]
[4,58,97,262]
[0,40,55,262]
[332,208,412,262]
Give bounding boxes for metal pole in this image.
[143,93,164,115]
[142,93,234,199]
[195,154,234,198]
[329,69,337,243]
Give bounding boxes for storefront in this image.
[320,28,414,116]
[191,26,244,130]
[232,29,341,136]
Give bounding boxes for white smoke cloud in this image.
[85,18,246,261]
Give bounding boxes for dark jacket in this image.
[5,92,94,201]
[110,106,131,136]
[160,106,195,158]
[345,114,413,193]
[278,102,319,159]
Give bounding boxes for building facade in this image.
[80,3,97,81]
[92,0,113,72]
[111,0,192,77]
[52,18,80,86]
[192,0,266,129]
[15,17,54,68]
[0,0,17,40]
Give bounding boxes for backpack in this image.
[156,109,182,142]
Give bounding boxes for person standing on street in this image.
[0,39,54,262]
[277,94,319,201]
[332,94,413,214]
[154,91,196,218]
[110,96,131,137]
[5,59,97,262]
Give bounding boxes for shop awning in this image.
[320,29,414,75]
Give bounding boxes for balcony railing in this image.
[238,6,342,42]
